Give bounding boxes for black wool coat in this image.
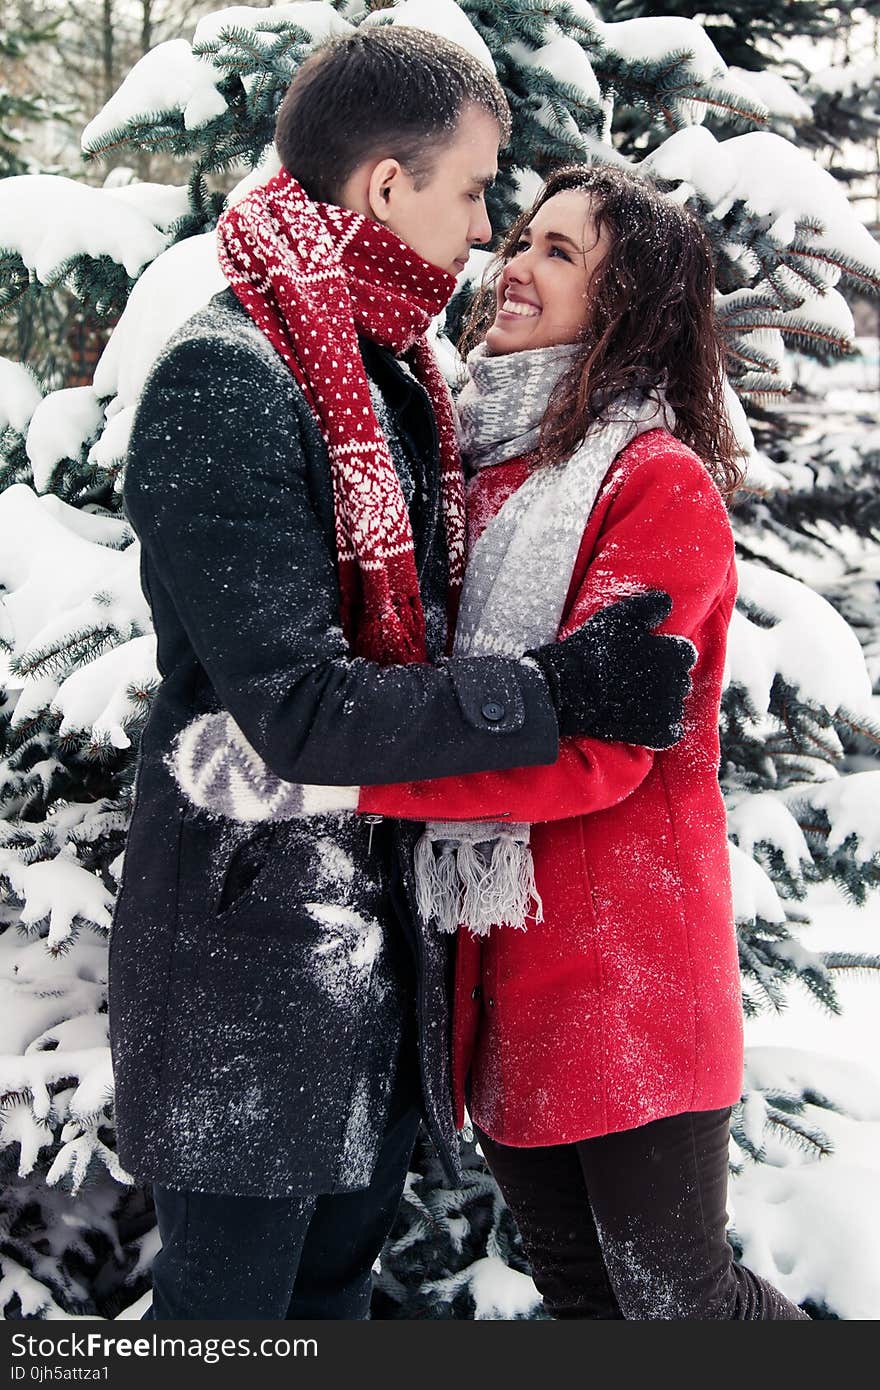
[110,287,559,1198]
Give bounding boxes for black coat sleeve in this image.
[123,332,559,787]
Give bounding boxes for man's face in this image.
[368,103,500,275]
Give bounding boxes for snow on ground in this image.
[732,882,880,1317]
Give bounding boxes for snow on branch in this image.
[505,34,604,139]
[0,359,43,439]
[783,774,880,867]
[745,1046,880,1121]
[5,231,226,490]
[0,176,175,290]
[92,233,226,421]
[599,13,736,83]
[0,487,144,647]
[365,0,493,68]
[593,16,768,129]
[193,2,353,53]
[0,487,152,752]
[642,128,880,293]
[53,634,159,752]
[727,68,812,131]
[0,926,118,1197]
[727,561,873,720]
[5,857,114,947]
[521,31,602,102]
[0,1256,67,1318]
[728,792,811,882]
[724,326,790,397]
[729,841,786,927]
[103,183,192,235]
[25,387,105,494]
[807,57,880,107]
[718,286,856,358]
[81,40,230,155]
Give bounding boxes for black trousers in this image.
[476,1107,809,1320]
[146,1098,421,1319]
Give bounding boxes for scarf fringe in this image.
[414,830,544,937]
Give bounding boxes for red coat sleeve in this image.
[358,442,736,825]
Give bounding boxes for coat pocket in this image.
[176,813,293,944]
[215,822,280,918]
[199,819,329,951]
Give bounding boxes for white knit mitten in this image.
[167,712,359,823]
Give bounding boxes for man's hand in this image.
[526,591,697,749]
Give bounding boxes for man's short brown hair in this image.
[275,25,511,203]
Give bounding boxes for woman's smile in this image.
[498,292,541,319]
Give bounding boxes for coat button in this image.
[487,997,495,1008]
[471,984,482,1001]
[482,701,505,722]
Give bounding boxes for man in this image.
[112,27,693,1319]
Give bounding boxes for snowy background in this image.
[734,881,880,1321]
[728,346,880,1319]
[1,0,879,1320]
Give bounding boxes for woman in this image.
[358,165,809,1320]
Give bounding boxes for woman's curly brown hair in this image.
[460,164,744,504]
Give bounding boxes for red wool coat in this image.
[359,428,744,1146]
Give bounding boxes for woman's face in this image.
[485,189,611,356]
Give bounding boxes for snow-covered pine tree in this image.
[800,5,880,166]
[0,0,879,1319]
[602,0,838,73]
[712,5,880,844]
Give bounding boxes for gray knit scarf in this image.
[168,342,673,937]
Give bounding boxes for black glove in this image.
[527,590,697,748]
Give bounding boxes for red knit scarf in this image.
[216,169,466,665]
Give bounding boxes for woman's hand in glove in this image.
[526,590,697,749]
